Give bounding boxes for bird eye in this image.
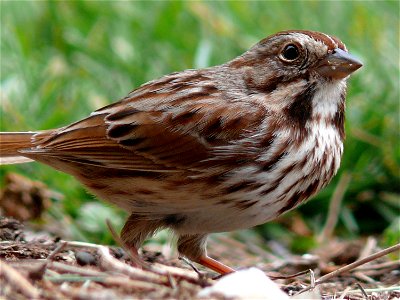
[280,44,300,61]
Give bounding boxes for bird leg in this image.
[197,255,235,275]
[177,234,235,275]
[120,213,163,268]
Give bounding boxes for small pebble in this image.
[75,251,96,266]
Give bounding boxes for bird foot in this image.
[126,246,147,269]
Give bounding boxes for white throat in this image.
[312,79,346,119]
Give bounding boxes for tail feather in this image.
[0,132,37,165]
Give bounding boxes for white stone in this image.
[198,267,289,300]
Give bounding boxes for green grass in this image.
[1,1,399,246]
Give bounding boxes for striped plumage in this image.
[0,30,362,274]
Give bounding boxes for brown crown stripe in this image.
[330,35,347,51]
[271,30,345,51]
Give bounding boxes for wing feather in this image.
[27,71,267,173]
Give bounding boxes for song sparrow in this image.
[1,30,362,274]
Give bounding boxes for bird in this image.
[0,30,362,274]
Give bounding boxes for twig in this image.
[316,243,400,284]
[338,286,352,300]
[343,286,400,294]
[47,273,162,292]
[309,269,316,288]
[29,241,67,281]
[50,261,109,277]
[152,263,208,284]
[62,239,203,285]
[167,273,177,290]
[362,267,400,277]
[46,262,164,292]
[353,237,378,283]
[45,275,110,283]
[97,245,168,285]
[356,283,369,300]
[59,240,104,249]
[48,241,68,261]
[318,172,352,243]
[353,272,376,284]
[355,260,400,271]
[296,243,400,295]
[358,237,377,260]
[57,278,159,298]
[49,259,168,294]
[0,260,41,299]
[179,256,202,275]
[104,276,161,291]
[267,269,310,280]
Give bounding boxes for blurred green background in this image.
[1,1,399,250]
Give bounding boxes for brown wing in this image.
[22,114,169,171]
[24,71,266,172]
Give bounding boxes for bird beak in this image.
[316,48,363,79]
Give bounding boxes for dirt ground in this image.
[1,216,399,300]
